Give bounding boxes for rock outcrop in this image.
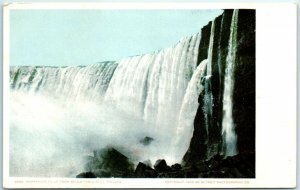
[83,147,134,178]
[183,9,255,172]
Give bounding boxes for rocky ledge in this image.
[76,147,254,178]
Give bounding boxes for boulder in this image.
[171,163,182,171]
[89,146,134,177]
[154,159,171,173]
[134,162,157,178]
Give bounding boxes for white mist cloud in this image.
[9,92,177,177]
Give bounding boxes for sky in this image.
[10,9,223,66]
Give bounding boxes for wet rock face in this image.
[183,10,234,165]
[233,9,256,155]
[184,9,255,170]
[197,21,212,64]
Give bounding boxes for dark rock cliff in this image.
[183,9,255,168]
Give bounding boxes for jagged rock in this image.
[76,172,96,178]
[171,163,182,171]
[154,159,171,173]
[86,147,134,177]
[139,136,154,146]
[135,162,148,174]
[134,162,157,178]
[79,153,255,178]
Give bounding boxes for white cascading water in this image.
[105,34,201,122]
[104,33,201,163]
[217,15,225,86]
[221,10,239,156]
[174,59,208,159]
[173,21,215,161]
[10,61,118,103]
[9,33,202,176]
[203,21,215,135]
[206,21,215,79]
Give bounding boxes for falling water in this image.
[222,10,239,156]
[10,62,118,103]
[217,14,225,87]
[174,59,208,159]
[105,34,201,133]
[206,21,215,78]
[9,33,202,176]
[203,21,215,135]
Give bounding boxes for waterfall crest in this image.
[10,62,118,102]
[221,9,239,156]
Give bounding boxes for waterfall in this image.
[9,32,203,176]
[174,59,207,160]
[10,62,118,103]
[217,14,225,88]
[222,9,239,156]
[203,21,215,136]
[104,34,201,133]
[206,21,215,78]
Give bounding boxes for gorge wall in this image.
[183,9,255,165]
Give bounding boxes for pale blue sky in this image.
[10,10,223,66]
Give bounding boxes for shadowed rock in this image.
[84,146,134,177]
[134,162,157,178]
[154,159,171,173]
[76,172,96,178]
[171,163,182,171]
